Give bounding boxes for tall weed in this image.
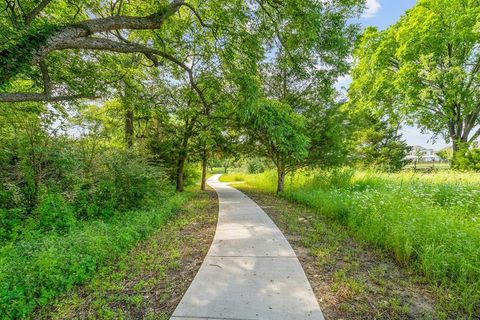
[234,169,480,316]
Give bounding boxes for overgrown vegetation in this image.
[0,100,199,319]
[0,191,188,319]
[34,188,217,320]
[221,170,480,318]
[237,186,440,319]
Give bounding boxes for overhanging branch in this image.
[24,0,53,27]
[0,93,99,103]
[0,0,185,86]
[0,37,208,105]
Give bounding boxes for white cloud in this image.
[362,0,381,18]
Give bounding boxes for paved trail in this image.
[171,174,324,320]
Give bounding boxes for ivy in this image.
[0,23,60,87]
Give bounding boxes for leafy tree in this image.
[350,113,408,171]
[243,99,309,193]
[260,49,357,169]
[437,148,453,162]
[0,0,363,102]
[349,0,480,163]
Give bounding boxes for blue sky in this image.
[341,0,448,149]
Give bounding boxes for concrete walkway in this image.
[171,174,324,320]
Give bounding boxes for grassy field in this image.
[403,162,451,170]
[220,169,480,318]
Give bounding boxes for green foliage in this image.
[0,102,185,319]
[244,99,309,171]
[351,115,409,171]
[0,191,189,319]
[183,163,201,187]
[36,192,76,233]
[436,148,453,162]
[34,189,216,319]
[349,0,480,158]
[455,147,480,171]
[72,151,168,219]
[0,23,60,86]
[246,157,269,174]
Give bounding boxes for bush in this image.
[247,158,267,173]
[73,151,168,219]
[73,180,116,219]
[455,147,480,171]
[36,192,76,234]
[0,208,25,244]
[0,184,28,243]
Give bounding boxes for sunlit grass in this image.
[222,169,480,317]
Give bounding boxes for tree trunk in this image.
[176,156,186,192]
[125,110,134,148]
[201,149,207,191]
[451,138,465,167]
[224,164,228,174]
[276,167,286,194]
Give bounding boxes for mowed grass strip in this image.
[221,170,480,318]
[34,188,218,320]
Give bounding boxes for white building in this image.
[405,145,442,162]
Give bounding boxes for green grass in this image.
[208,167,226,174]
[239,187,438,319]
[0,189,191,319]
[403,162,451,170]
[218,172,246,182]
[222,169,480,318]
[35,188,217,319]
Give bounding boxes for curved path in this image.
[171,174,324,320]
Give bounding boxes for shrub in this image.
[247,158,267,173]
[36,192,76,234]
[73,151,168,219]
[455,147,480,171]
[0,184,28,243]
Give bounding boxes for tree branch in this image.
[38,60,51,96]
[0,0,184,85]
[468,126,480,143]
[180,3,211,28]
[0,93,99,103]
[1,36,210,105]
[24,0,53,27]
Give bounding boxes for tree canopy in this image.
[0,0,362,104]
[349,0,480,161]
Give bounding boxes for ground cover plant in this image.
[221,170,480,318]
[0,188,189,319]
[34,188,217,320]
